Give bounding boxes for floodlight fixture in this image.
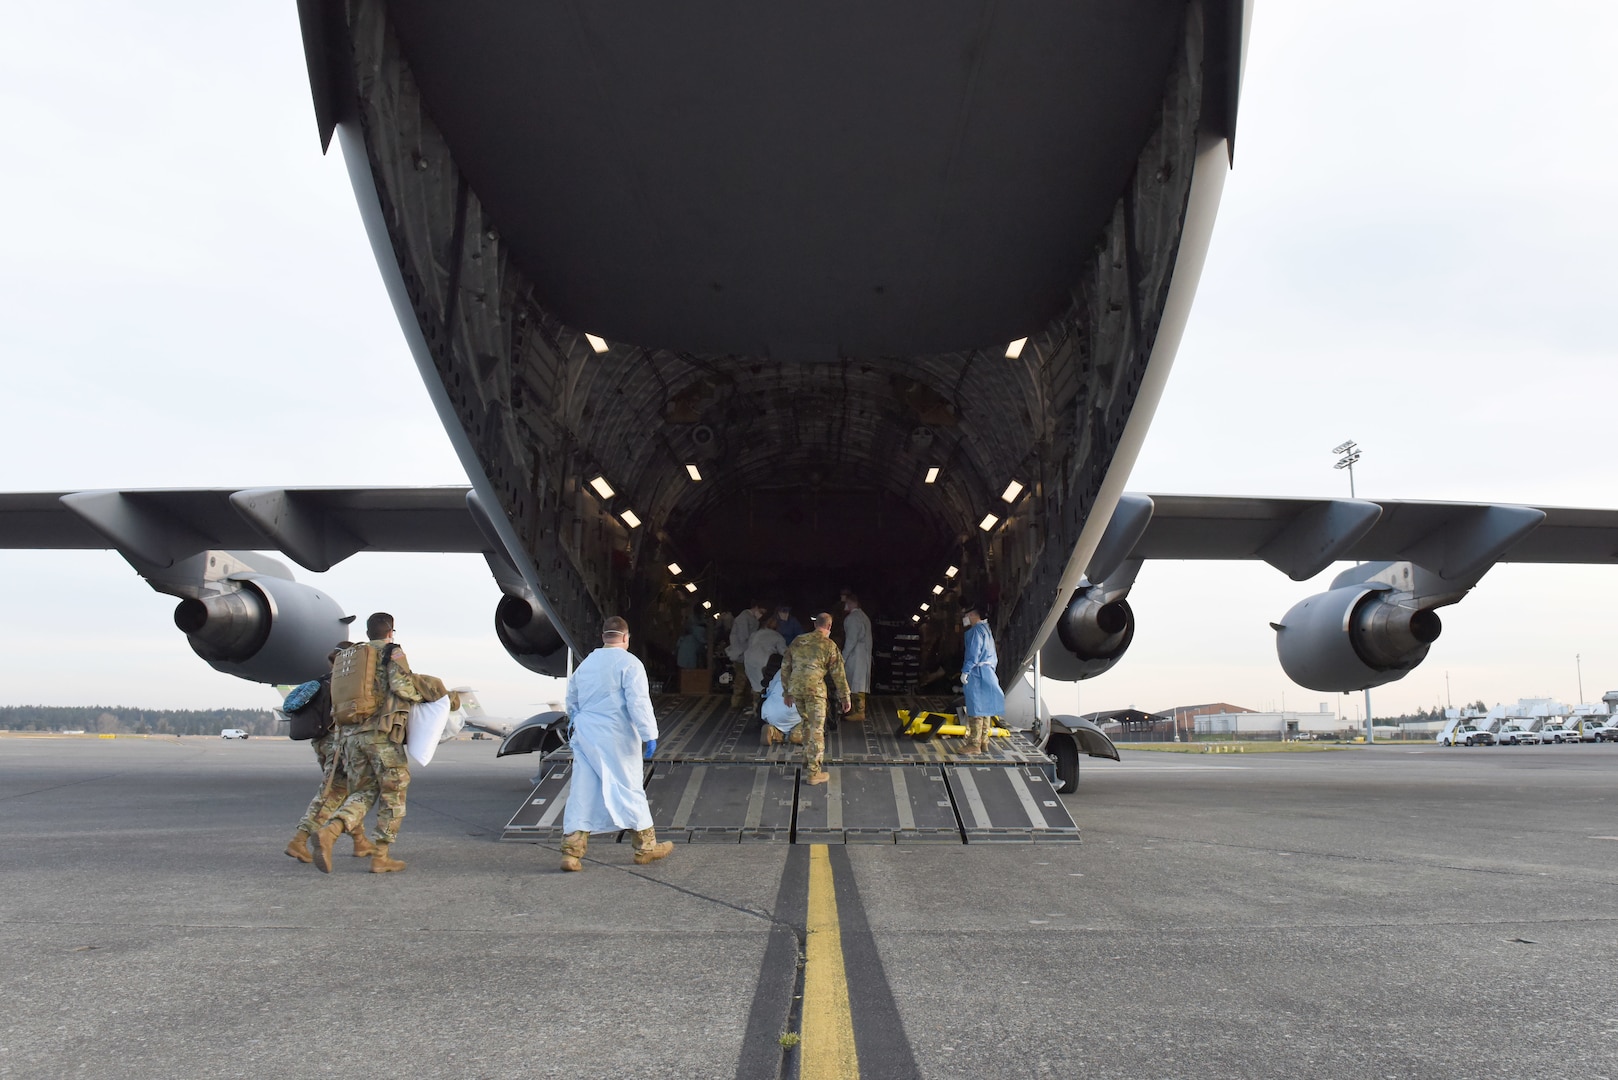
[979,513,999,532]
[945,565,959,579]
[684,583,697,594]
[685,464,702,482]
[1001,479,1025,503]
[588,475,615,499]
[619,508,642,529]
[931,584,943,595]
[702,600,712,610]
[585,333,609,354]
[667,562,683,576]
[920,602,930,612]
[1004,337,1027,359]
[924,466,940,484]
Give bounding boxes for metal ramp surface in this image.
[502,761,1079,846]
[501,694,1077,846]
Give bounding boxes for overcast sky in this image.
[2,3,1615,722]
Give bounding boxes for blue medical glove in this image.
[643,739,657,760]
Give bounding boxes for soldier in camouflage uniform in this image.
[284,646,376,863]
[780,612,851,786]
[311,613,426,874]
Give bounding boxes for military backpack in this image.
[330,642,397,726]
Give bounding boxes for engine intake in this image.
[1275,586,1442,692]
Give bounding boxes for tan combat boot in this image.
[560,831,588,872]
[788,724,805,745]
[631,828,674,865]
[284,828,313,863]
[369,843,407,873]
[311,820,345,873]
[350,830,378,858]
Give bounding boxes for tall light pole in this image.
[1333,440,1362,499]
[1333,440,1373,742]
[1576,653,1584,703]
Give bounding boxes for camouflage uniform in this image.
[780,632,850,778]
[297,729,360,835]
[320,640,425,844]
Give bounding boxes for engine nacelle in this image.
[1040,588,1136,682]
[1274,585,1442,692]
[172,574,349,684]
[495,594,568,677]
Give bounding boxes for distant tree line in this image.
[0,706,281,736]
[1373,701,1488,725]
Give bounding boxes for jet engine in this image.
[1274,584,1442,692]
[494,594,568,677]
[172,574,350,684]
[1040,586,1136,682]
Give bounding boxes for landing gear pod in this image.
[1274,585,1442,693]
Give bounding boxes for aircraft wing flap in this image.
[1135,495,1618,567]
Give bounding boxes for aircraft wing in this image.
[1128,495,1618,579]
[0,487,484,570]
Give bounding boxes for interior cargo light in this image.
[667,562,683,576]
[619,509,642,529]
[945,565,959,578]
[931,584,943,595]
[979,513,999,532]
[585,333,609,354]
[588,475,615,499]
[920,603,930,612]
[684,583,697,594]
[1004,337,1027,359]
[685,464,702,482]
[924,466,940,484]
[701,600,712,610]
[911,614,921,622]
[1001,479,1024,503]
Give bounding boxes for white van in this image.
[220,728,249,740]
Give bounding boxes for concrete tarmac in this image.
[1,735,1615,1079]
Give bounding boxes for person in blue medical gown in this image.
[959,602,1005,754]
[757,654,804,746]
[559,616,674,871]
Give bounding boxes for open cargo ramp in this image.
[501,695,1080,845]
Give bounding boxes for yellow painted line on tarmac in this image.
[802,843,859,1080]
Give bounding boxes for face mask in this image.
[961,616,971,628]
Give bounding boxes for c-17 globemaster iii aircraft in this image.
[5,2,1618,842]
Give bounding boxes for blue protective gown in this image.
[961,621,1006,718]
[776,615,805,644]
[760,672,803,734]
[562,647,660,833]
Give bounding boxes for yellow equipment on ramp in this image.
[895,709,1010,740]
